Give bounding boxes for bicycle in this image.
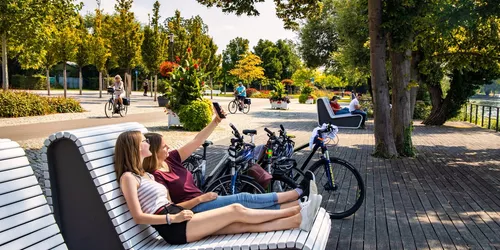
[227,95,251,114]
[261,124,366,219]
[182,123,265,195]
[105,87,128,118]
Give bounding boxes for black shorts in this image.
[237,96,245,101]
[152,204,188,245]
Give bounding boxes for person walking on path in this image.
[143,79,149,96]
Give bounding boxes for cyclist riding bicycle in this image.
[111,75,125,110]
[235,82,246,111]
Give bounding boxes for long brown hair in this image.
[143,133,164,174]
[114,131,144,182]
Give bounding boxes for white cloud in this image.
[79,0,297,53]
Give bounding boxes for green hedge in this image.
[413,101,431,120]
[178,99,213,131]
[0,90,84,118]
[10,75,46,90]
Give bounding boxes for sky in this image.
[79,0,298,54]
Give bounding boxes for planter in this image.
[167,111,182,128]
[158,96,169,107]
[305,98,314,104]
[271,101,289,110]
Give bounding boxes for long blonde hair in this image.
[114,131,144,182]
[143,133,164,174]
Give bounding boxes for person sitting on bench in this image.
[143,132,317,213]
[349,93,368,129]
[330,96,350,115]
[115,131,322,245]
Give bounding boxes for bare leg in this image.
[185,204,299,242]
[279,200,300,209]
[212,213,302,235]
[276,190,300,204]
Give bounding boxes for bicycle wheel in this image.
[119,105,128,117]
[308,157,365,219]
[228,101,238,114]
[182,154,203,188]
[242,104,250,114]
[205,175,265,196]
[105,101,114,118]
[269,168,304,193]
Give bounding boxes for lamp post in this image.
[168,33,174,62]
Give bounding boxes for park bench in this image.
[41,122,331,250]
[316,97,363,129]
[0,139,67,250]
[203,89,222,95]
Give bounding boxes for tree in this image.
[111,0,143,97]
[291,67,321,90]
[55,14,80,98]
[229,52,264,87]
[92,1,111,98]
[75,15,92,95]
[40,16,59,96]
[276,39,301,80]
[253,39,282,82]
[1,0,80,90]
[142,1,165,101]
[368,0,397,158]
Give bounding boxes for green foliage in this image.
[229,52,265,85]
[300,83,314,96]
[178,99,213,131]
[47,96,84,113]
[157,79,169,96]
[10,75,46,90]
[166,48,208,113]
[481,80,500,96]
[270,81,290,103]
[142,1,165,76]
[222,37,249,82]
[359,97,374,118]
[0,91,83,117]
[75,15,92,69]
[92,8,110,72]
[111,0,143,71]
[291,68,320,89]
[413,101,431,120]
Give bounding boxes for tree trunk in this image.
[46,68,51,96]
[79,67,83,95]
[422,84,447,125]
[390,46,413,157]
[99,71,102,98]
[154,74,157,101]
[2,32,9,90]
[63,63,67,98]
[409,51,422,120]
[368,0,398,158]
[150,75,153,97]
[128,72,132,97]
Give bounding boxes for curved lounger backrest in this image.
[317,97,336,124]
[0,139,67,250]
[42,123,156,250]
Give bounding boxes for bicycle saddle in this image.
[203,140,213,147]
[242,129,257,135]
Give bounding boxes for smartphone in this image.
[212,102,226,119]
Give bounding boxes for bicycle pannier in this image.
[123,97,130,106]
[244,98,251,105]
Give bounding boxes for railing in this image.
[464,103,499,132]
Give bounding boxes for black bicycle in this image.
[262,124,366,219]
[182,123,265,195]
[228,95,251,114]
[105,87,128,118]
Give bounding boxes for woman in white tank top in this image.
[115,131,322,245]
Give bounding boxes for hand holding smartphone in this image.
[212,102,226,119]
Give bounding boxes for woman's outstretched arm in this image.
[178,113,222,162]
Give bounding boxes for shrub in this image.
[252,93,270,98]
[157,79,169,96]
[10,75,46,90]
[300,84,314,96]
[47,97,84,113]
[178,99,213,131]
[0,90,84,118]
[413,101,431,120]
[299,93,317,104]
[359,97,374,118]
[246,88,258,97]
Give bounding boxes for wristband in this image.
[166,214,171,225]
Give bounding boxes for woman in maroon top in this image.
[143,112,316,214]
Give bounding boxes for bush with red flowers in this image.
[246,88,258,97]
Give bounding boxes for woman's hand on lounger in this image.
[172,210,194,223]
[199,192,218,203]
